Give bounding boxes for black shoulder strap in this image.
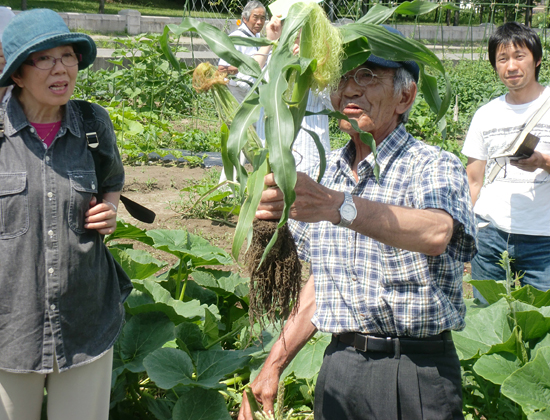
[74,100,156,224]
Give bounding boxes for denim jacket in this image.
[0,96,131,373]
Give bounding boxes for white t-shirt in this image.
[462,87,550,236]
[218,25,260,91]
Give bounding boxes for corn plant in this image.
[161,2,453,263]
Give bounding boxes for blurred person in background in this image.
[218,0,281,103]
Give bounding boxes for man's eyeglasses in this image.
[337,67,388,90]
[24,52,81,70]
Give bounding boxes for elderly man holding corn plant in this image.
[239,26,477,420]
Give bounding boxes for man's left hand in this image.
[510,151,550,172]
[256,172,342,224]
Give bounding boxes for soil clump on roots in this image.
[245,219,302,329]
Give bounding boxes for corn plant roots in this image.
[245,219,302,329]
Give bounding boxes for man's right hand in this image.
[265,16,282,41]
[238,366,281,420]
[238,276,318,419]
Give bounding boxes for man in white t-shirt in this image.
[462,22,550,297]
[218,1,280,103]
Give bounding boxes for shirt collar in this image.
[239,24,259,38]
[5,96,82,138]
[337,124,411,177]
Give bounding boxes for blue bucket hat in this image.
[366,25,420,83]
[0,9,96,87]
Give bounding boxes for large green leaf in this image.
[106,220,153,246]
[110,248,166,280]
[143,394,174,420]
[193,349,252,388]
[127,279,220,323]
[115,312,175,374]
[172,388,231,420]
[453,299,512,360]
[474,352,521,385]
[282,332,331,379]
[468,279,508,305]
[147,229,232,267]
[175,322,206,351]
[169,18,261,78]
[144,347,195,389]
[191,269,249,298]
[488,326,528,363]
[501,346,550,417]
[512,286,550,308]
[515,310,550,341]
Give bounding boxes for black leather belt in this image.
[335,331,453,356]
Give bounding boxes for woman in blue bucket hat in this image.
[0,9,130,420]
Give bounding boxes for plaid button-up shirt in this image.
[290,125,476,337]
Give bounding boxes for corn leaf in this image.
[341,24,444,73]
[225,94,262,189]
[301,127,327,183]
[229,36,274,48]
[358,4,399,24]
[395,1,440,16]
[220,123,233,188]
[159,26,180,71]
[232,151,269,261]
[419,65,451,136]
[170,18,261,78]
[260,68,297,227]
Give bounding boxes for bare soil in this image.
[118,163,236,262]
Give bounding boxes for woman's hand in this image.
[85,193,120,235]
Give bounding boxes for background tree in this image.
[21,0,26,10]
[99,0,105,14]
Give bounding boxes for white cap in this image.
[0,7,15,43]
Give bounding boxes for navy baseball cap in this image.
[366,25,420,83]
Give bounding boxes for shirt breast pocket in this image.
[0,172,29,239]
[68,171,98,234]
[380,244,428,287]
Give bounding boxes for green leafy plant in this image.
[105,221,331,420]
[170,169,242,224]
[454,252,550,420]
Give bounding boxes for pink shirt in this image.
[31,121,61,148]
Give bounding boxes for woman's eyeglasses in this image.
[24,52,82,70]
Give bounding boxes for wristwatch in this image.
[336,191,357,228]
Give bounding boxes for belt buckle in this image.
[353,334,368,352]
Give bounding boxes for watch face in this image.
[341,204,356,220]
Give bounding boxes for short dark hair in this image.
[488,22,542,80]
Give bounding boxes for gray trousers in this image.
[315,336,464,420]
